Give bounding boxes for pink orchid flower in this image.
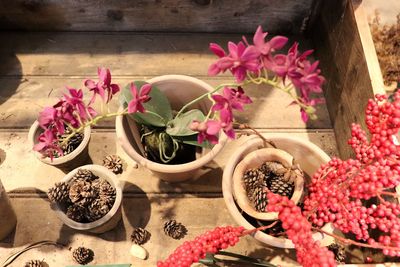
[190,120,221,144]
[33,129,63,160]
[208,41,260,82]
[212,87,252,117]
[38,107,65,134]
[84,67,120,103]
[128,83,152,113]
[63,87,89,121]
[252,26,288,56]
[219,109,235,139]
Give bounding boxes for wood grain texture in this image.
[0,0,313,34]
[311,0,382,159]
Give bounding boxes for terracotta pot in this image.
[115,75,227,182]
[53,164,123,234]
[222,135,334,248]
[28,121,91,172]
[233,147,304,221]
[0,179,17,240]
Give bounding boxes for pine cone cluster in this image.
[47,169,116,223]
[131,227,151,245]
[164,220,187,240]
[72,246,93,265]
[24,260,44,267]
[103,154,123,174]
[328,243,346,263]
[242,161,296,212]
[58,131,83,155]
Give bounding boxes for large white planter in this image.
[28,121,91,172]
[222,135,334,248]
[115,75,227,182]
[53,164,123,234]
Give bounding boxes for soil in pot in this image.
[140,124,197,165]
[48,168,116,223]
[243,161,295,212]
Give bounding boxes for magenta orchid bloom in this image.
[38,107,65,134]
[63,87,90,121]
[219,109,235,139]
[84,67,120,103]
[127,83,152,113]
[191,120,221,144]
[212,86,252,116]
[208,41,260,82]
[33,129,63,160]
[252,26,288,56]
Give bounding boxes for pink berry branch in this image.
[34,68,152,159]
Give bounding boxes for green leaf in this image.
[121,81,173,127]
[173,134,212,149]
[166,109,205,136]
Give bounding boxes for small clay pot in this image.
[53,164,122,234]
[116,75,227,182]
[233,147,304,221]
[28,121,91,173]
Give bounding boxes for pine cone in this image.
[69,178,96,206]
[259,161,286,176]
[96,179,116,208]
[103,154,123,174]
[66,204,88,222]
[268,176,294,197]
[243,168,266,190]
[131,227,150,245]
[87,199,110,222]
[328,243,346,263]
[47,182,70,203]
[164,220,187,240]
[73,169,95,182]
[59,131,83,155]
[252,187,268,212]
[24,260,44,267]
[72,247,93,265]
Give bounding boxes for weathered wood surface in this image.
[0,130,337,194]
[311,0,385,159]
[0,77,331,129]
[0,197,300,266]
[0,0,313,34]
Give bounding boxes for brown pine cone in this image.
[24,260,44,267]
[103,154,123,174]
[47,182,70,203]
[131,227,150,245]
[87,199,110,222]
[72,247,93,265]
[73,169,96,182]
[164,220,187,240]
[96,179,116,208]
[66,204,88,222]
[69,178,96,207]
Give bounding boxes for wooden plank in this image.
[311,0,385,159]
[0,76,331,129]
[0,197,299,266]
[0,0,313,34]
[0,130,337,194]
[0,32,313,77]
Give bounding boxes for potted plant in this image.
[47,164,122,233]
[116,25,325,182]
[157,92,400,267]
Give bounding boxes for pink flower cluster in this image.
[190,86,252,144]
[303,92,400,257]
[34,67,151,159]
[157,226,244,267]
[267,193,337,267]
[208,26,325,122]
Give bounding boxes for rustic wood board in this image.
[0,77,331,129]
[0,130,337,194]
[0,32,313,77]
[0,197,300,267]
[0,0,313,34]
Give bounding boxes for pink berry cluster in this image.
[267,192,337,267]
[157,226,245,267]
[304,93,400,256]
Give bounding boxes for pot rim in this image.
[28,120,91,165]
[53,164,122,230]
[115,74,227,173]
[222,135,334,248]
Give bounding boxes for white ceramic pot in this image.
[233,147,304,221]
[115,75,227,182]
[222,135,334,248]
[53,164,123,234]
[28,121,91,172]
